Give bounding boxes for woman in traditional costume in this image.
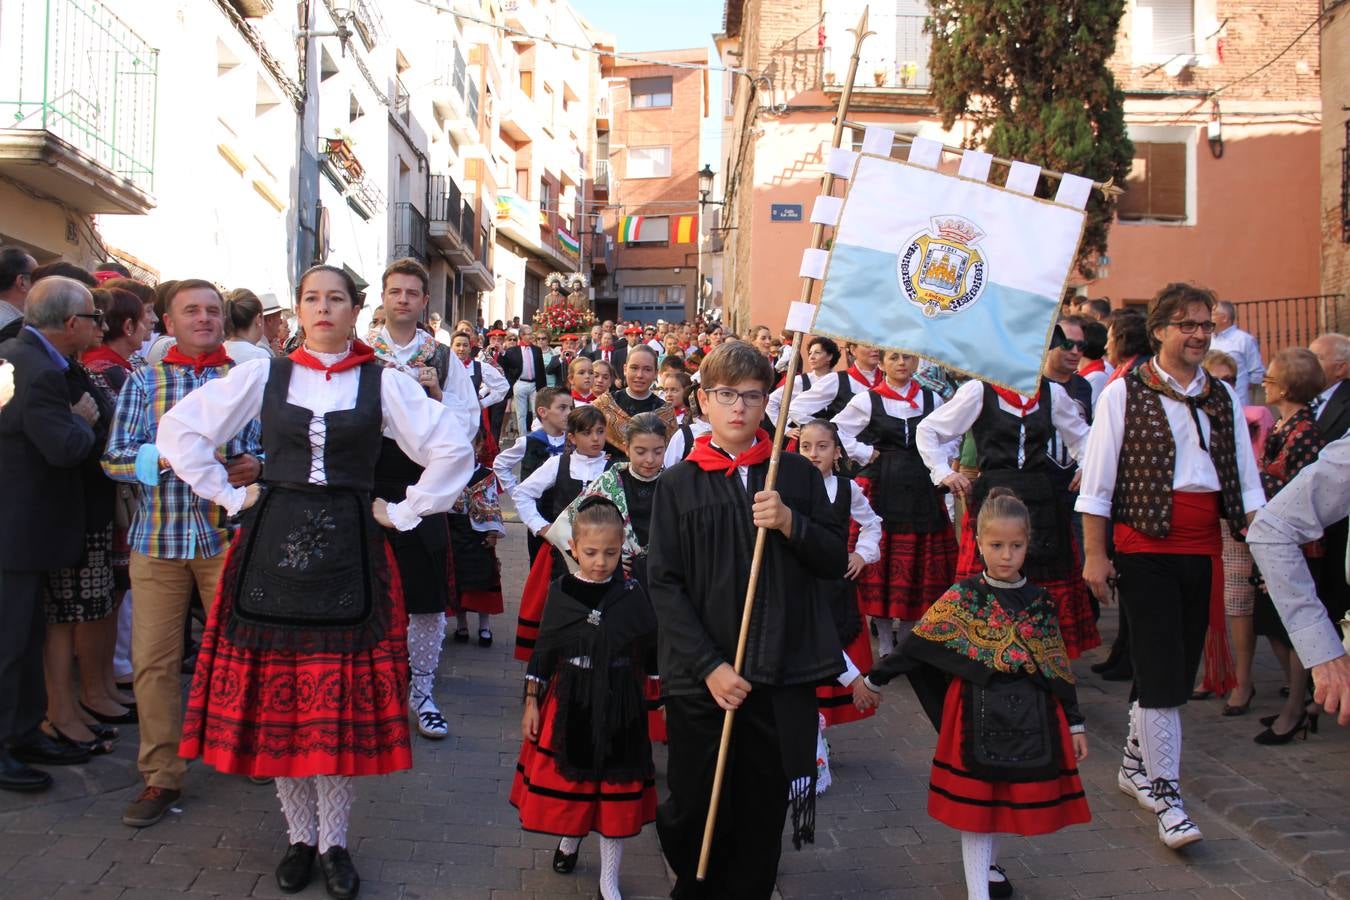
[855,488,1090,900]
[590,345,676,459]
[157,265,474,899]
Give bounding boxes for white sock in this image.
[599,836,623,900]
[315,775,354,853]
[275,776,318,846]
[876,619,896,656]
[961,831,993,900]
[558,835,581,855]
[988,835,1004,881]
[407,612,446,706]
[478,612,491,632]
[1138,706,1182,785]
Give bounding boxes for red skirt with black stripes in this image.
[928,679,1091,836]
[510,684,657,839]
[815,599,875,727]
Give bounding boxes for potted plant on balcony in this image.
[873,67,887,86]
[323,129,364,182]
[898,62,918,88]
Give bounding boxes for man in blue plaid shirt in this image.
[103,279,262,828]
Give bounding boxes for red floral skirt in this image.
[178,540,413,778]
[510,689,657,839]
[929,680,1090,836]
[816,599,876,727]
[955,510,1099,659]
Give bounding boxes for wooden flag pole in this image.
[694,6,875,882]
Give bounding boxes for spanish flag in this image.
[674,215,697,244]
[619,216,644,242]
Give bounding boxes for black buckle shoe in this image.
[553,839,581,873]
[276,842,317,893]
[989,864,1013,898]
[318,846,360,900]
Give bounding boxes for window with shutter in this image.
[627,147,672,179]
[631,77,673,109]
[1135,0,1195,60]
[1117,141,1188,222]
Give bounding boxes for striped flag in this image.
[674,215,697,243]
[619,216,644,242]
[558,228,580,255]
[813,153,1087,396]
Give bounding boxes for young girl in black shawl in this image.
[509,497,657,900]
[854,488,1091,900]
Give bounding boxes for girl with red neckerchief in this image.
[566,355,597,405]
[832,350,958,657]
[156,265,475,900]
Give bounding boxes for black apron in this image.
[858,389,947,533]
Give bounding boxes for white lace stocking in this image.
[316,775,354,852]
[407,612,446,705]
[275,776,318,846]
[1138,705,1182,784]
[558,835,581,854]
[961,831,993,900]
[599,836,623,900]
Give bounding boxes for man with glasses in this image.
[1209,300,1264,403]
[0,277,103,791]
[1077,283,1265,850]
[0,246,38,342]
[1044,317,1095,559]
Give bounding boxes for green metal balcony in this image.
[0,0,157,214]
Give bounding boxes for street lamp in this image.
[695,165,723,320]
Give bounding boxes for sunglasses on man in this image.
[1052,337,1087,352]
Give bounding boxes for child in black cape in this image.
[854,487,1091,900]
[648,342,848,899]
[510,497,657,900]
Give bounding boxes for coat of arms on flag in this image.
[810,141,1091,396]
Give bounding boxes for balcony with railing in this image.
[394,77,411,125]
[591,233,614,275]
[0,0,157,214]
[319,135,384,220]
[593,158,611,195]
[429,173,468,259]
[822,5,932,93]
[595,93,611,129]
[393,202,429,264]
[460,208,494,291]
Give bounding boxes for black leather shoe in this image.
[318,846,360,899]
[11,733,90,766]
[276,842,317,893]
[989,864,1013,898]
[0,750,52,793]
[553,840,581,874]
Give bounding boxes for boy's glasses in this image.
[706,387,767,408]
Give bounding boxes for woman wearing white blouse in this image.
[157,265,474,900]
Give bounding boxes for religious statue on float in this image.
[534,272,596,340]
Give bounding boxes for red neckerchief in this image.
[1078,358,1106,376]
[847,364,883,389]
[1107,356,1139,385]
[685,429,773,476]
[991,384,1040,416]
[163,345,233,376]
[289,340,376,380]
[673,404,687,418]
[571,390,596,403]
[874,378,920,409]
[81,344,132,371]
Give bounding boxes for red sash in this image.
[1114,492,1234,694]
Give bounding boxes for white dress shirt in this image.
[787,366,880,424]
[493,431,566,495]
[663,419,712,469]
[1209,325,1265,403]
[822,474,882,565]
[916,379,1089,485]
[376,326,480,439]
[465,357,509,407]
[513,451,610,534]
[832,384,957,467]
[766,371,830,427]
[157,349,474,531]
[1247,435,1350,667]
[1074,366,1266,519]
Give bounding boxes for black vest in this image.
[468,360,482,394]
[974,381,1053,473]
[858,388,946,530]
[260,359,384,491]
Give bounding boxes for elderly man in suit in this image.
[0,276,102,791]
[499,326,547,435]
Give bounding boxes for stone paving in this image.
[1,519,1349,899]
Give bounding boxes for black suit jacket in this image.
[0,329,97,570]
[1317,380,1350,444]
[584,344,627,372]
[500,344,547,390]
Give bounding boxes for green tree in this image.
[926,0,1134,276]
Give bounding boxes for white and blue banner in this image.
[812,151,1088,396]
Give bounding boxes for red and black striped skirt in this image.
[510,689,657,839]
[179,541,412,779]
[928,680,1090,836]
[859,528,958,622]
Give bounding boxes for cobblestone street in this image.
[2,520,1349,899]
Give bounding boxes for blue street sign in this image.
[770,204,803,222]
